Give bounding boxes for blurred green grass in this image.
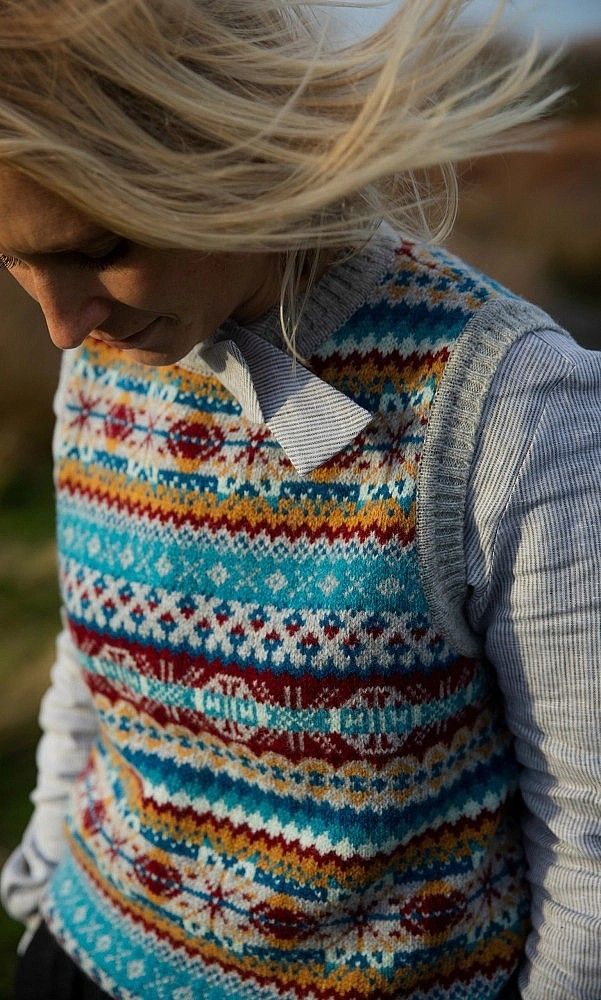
[0,463,58,998]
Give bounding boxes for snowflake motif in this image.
[132,411,159,457]
[127,960,145,979]
[266,570,287,592]
[207,562,229,586]
[68,390,100,432]
[322,896,389,960]
[377,576,403,597]
[106,832,130,863]
[184,869,254,940]
[120,545,135,569]
[234,427,271,467]
[96,934,112,953]
[319,573,339,596]
[156,555,173,577]
[58,878,73,898]
[479,861,503,917]
[87,536,101,558]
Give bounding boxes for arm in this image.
[465,329,601,998]
[0,620,99,946]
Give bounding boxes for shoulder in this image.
[467,326,600,485]
[414,269,598,657]
[375,235,541,342]
[310,231,562,427]
[314,227,530,367]
[468,326,601,514]
[346,232,571,408]
[464,329,601,622]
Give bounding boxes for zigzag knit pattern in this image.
[42,239,530,999]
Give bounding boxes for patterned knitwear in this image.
[41,226,556,999]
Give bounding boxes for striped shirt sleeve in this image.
[0,624,99,945]
[465,328,601,999]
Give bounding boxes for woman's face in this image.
[0,166,282,366]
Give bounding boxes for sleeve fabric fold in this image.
[0,624,99,942]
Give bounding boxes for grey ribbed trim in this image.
[416,296,570,658]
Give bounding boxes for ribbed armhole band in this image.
[416,297,570,658]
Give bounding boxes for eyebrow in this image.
[2,231,117,258]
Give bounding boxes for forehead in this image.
[0,165,106,254]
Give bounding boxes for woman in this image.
[1,1,599,997]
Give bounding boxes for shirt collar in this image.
[177,221,399,475]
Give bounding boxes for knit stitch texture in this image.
[42,236,536,999]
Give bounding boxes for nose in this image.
[32,268,112,350]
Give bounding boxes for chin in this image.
[125,346,190,367]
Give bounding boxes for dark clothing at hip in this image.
[15,922,112,1000]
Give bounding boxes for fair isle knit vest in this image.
[42,226,551,999]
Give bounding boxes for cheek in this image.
[105,262,198,316]
[8,268,38,301]
[98,269,169,311]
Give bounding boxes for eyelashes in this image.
[0,253,20,270]
[75,239,132,271]
[0,238,132,273]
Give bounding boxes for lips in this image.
[92,316,161,346]
[126,316,164,340]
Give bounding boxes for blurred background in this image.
[0,2,599,993]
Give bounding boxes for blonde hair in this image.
[0,0,566,348]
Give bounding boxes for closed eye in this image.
[0,238,131,273]
[74,239,131,271]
